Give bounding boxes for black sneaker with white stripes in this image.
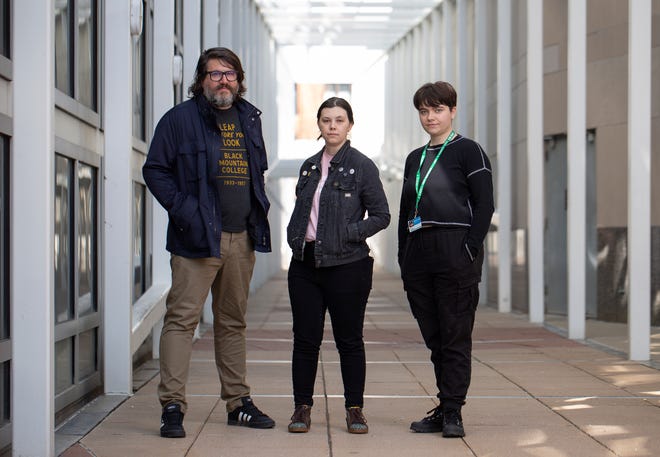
[227,396,275,429]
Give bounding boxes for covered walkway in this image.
[58,270,660,457]
[4,1,659,455]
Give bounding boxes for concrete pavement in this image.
[59,270,660,457]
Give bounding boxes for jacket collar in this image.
[309,140,352,167]
[195,95,261,126]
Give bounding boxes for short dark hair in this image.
[188,47,247,98]
[316,97,354,124]
[413,81,457,110]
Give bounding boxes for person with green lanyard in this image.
[398,81,494,438]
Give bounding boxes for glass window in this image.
[54,152,101,412]
[0,0,10,58]
[55,155,74,324]
[78,329,97,380]
[54,338,74,395]
[295,83,352,139]
[132,27,146,139]
[77,0,97,110]
[133,183,146,302]
[54,0,98,111]
[77,163,96,316]
[174,0,182,41]
[0,361,8,426]
[0,135,9,444]
[173,0,184,104]
[54,0,72,95]
[0,136,8,340]
[131,0,155,140]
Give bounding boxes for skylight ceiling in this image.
[253,0,442,49]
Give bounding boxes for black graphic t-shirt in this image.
[211,106,251,232]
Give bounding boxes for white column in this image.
[406,35,417,147]
[151,0,175,357]
[456,0,468,131]
[419,18,431,84]
[475,0,488,306]
[181,0,208,329]
[567,0,586,339]
[184,0,202,92]
[250,2,258,82]
[152,0,174,282]
[412,27,421,89]
[627,0,651,361]
[201,0,218,324]
[384,54,392,160]
[219,0,234,48]
[203,0,219,48]
[255,23,263,104]
[104,0,134,393]
[443,0,455,84]
[402,41,409,146]
[497,0,512,313]
[236,0,247,58]
[384,53,390,160]
[527,0,544,323]
[431,8,442,79]
[396,42,405,147]
[12,1,54,454]
[475,0,489,139]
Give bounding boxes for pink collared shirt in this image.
[304,150,334,241]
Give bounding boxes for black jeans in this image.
[288,243,374,408]
[400,228,482,411]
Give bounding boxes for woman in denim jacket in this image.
[286,97,390,435]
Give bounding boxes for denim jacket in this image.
[143,95,271,258]
[287,141,390,267]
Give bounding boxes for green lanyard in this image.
[414,130,455,215]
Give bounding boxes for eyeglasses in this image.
[205,70,238,82]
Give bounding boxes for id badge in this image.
[408,216,422,233]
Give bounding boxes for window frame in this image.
[132,0,154,145]
[53,138,102,412]
[0,111,12,450]
[54,0,100,127]
[0,0,11,80]
[131,180,153,304]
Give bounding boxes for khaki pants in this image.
[158,231,255,414]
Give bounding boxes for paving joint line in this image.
[187,393,657,400]
[319,349,333,457]
[474,354,621,456]
[184,396,220,457]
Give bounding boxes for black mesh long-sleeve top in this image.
[397,134,494,264]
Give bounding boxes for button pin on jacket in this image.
[349,168,355,174]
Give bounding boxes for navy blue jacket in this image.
[287,141,390,267]
[143,95,271,258]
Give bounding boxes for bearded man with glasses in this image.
[143,47,274,438]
